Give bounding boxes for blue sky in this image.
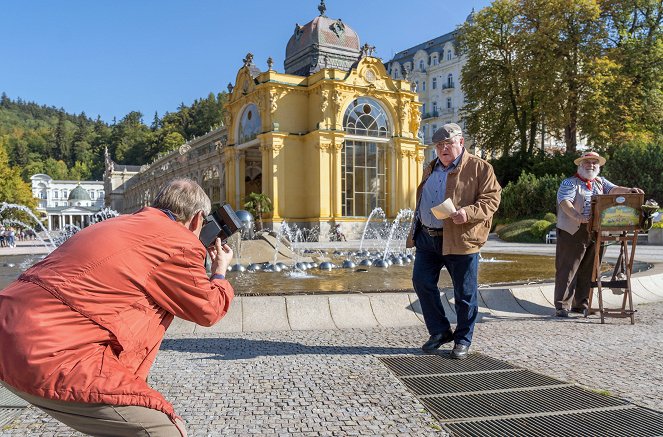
[1,0,491,124]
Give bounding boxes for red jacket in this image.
[0,207,234,421]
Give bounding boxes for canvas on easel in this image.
[588,193,644,324]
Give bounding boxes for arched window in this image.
[419,60,425,71]
[447,49,452,60]
[341,98,390,217]
[238,103,261,144]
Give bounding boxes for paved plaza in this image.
[1,238,662,436]
[1,299,662,436]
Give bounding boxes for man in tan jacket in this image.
[406,124,501,359]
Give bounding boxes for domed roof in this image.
[466,8,476,24]
[68,185,91,202]
[284,2,361,76]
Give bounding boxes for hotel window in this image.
[341,97,390,217]
[447,74,454,88]
[447,50,452,60]
[419,60,425,71]
[432,77,437,89]
[447,98,452,109]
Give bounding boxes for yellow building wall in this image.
[223,57,426,227]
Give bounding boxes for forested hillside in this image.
[0,91,228,182]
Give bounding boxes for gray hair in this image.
[151,178,211,223]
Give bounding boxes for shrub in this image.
[603,142,663,203]
[543,212,556,223]
[530,220,553,241]
[500,172,565,220]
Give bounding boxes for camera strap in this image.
[159,209,177,222]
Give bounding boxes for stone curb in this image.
[165,265,663,335]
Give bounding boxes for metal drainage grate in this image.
[380,354,663,436]
[421,385,627,420]
[446,407,663,437]
[380,354,515,377]
[402,369,565,396]
[0,408,24,428]
[0,385,29,407]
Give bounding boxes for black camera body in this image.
[199,204,243,247]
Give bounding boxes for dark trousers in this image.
[554,225,596,310]
[412,230,479,346]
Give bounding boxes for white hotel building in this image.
[30,174,105,230]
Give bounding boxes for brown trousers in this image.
[1,381,186,437]
[554,224,596,310]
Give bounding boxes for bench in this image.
[545,229,557,244]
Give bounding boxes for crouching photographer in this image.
[0,178,238,437]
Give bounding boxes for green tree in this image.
[524,0,607,153]
[593,0,663,146]
[53,110,70,163]
[244,193,272,231]
[68,161,91,181]
[43,158,69,180]
[0,143,37,209]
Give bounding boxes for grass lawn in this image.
[496,219,543,243]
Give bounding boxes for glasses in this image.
[435,139,456,148]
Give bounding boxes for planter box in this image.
[648,228,663,245]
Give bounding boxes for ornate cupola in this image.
[284,0,361,76]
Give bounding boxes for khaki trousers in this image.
[1,381,186,437]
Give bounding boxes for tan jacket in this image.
[406,151,501,255]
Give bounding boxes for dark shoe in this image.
[450,343,469,359]
[421,329,454,352]
[555,309,569,318]
[570,307,584,314]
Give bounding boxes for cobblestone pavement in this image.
[3,300,663,436]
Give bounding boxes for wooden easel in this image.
[588,193,644,324]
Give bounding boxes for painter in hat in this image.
[553,151,644,318]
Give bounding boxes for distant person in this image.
[406,123,501,359]
[0,178,235,436]
[7,227,15,248]
[554,151,644,317]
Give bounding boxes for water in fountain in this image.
[0,202,57,250]
[52,224,82,247]
[382,209,414,261]
[358,207,386,253]
[91,207,120,224]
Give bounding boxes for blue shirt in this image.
[418,151,463,228]
[557,176,616,217]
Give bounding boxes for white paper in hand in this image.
[431,198,456,220]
